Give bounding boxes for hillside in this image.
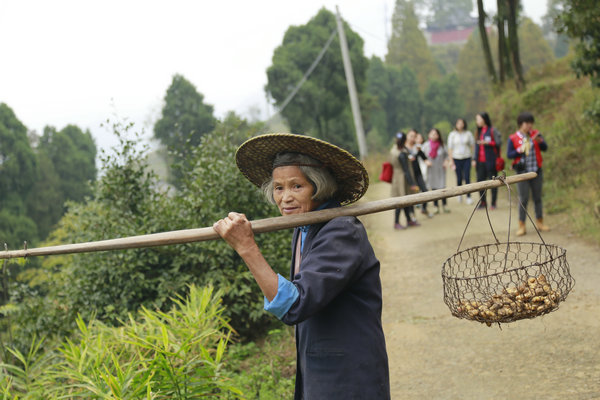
[485,57,600,244]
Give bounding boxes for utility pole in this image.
[335,5,367,160]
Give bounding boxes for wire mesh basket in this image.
[442,175,574,326]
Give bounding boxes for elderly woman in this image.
[213,133,390,399]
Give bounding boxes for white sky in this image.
[0,0,547,154]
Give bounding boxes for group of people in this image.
[389,111,550,235]
[210,110,548,398]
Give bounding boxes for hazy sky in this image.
[0,0,548,153]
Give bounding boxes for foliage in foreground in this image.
[223,328,296,400]
[0,285,242,399]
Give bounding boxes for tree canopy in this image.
[0,103,38,247]
[556,0,600,87]
[519,17,555,75]
[154,74,217,185]
[265,8,368,154]
[367,57,423,136]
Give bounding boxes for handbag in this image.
[379,161,393,183]
[493,145,505,172]
[496,156,505,172]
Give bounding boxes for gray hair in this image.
[261,152,338,205]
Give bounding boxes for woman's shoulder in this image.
[318,216,365,239]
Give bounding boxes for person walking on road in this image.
[474,112,502,210]
[448,118,475,205]
[390,132,419,229]
[507,112,550,236]
[406,129,431,219]
[422,128,450,214]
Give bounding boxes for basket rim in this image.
[441,241,567,281]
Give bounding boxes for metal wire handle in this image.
[456,172,553,272]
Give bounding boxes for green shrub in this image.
[224,328,296,399]
[0,285,242,399]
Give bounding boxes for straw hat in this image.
[235,133,369,205]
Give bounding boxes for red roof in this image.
[428,27,475,45]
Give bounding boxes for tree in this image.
[422,74,464,128]
[366,57,422,138]
[387,0,439,92]
[556,0,600,87]
[519,17,555,75]
[541,0,569,58]
[154,74,217,184]
[25,125,97,239]
[476,0,498,85]
[265,8,368,153]
[0,103,38,248]
[506,0,526,90]
[457,29,498,118]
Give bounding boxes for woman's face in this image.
[476,114,485,127]
[455,119,465,131]
[428,129,439,141]
[406,130,416,144]
[272,166,320,216]
[415,134,424,144]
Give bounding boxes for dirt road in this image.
[360,181,600,400]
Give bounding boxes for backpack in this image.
[379,162,393,183]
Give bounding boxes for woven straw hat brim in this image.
[235,133,369,205]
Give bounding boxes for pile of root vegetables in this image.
[455,274,561,326]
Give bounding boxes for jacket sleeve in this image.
[538,135,548,151]
[399,153,416,186]
[281,218,365,325]
[506,137,519,159]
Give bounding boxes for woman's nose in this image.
[281,188,294,202]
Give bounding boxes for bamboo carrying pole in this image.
[0,172,536,260]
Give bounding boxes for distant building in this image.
[425,26,476,46]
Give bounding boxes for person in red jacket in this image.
[507,112,549,236]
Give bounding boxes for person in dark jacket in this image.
[406,129,431,220]
[213,133,390,400]
[473,112,502,209]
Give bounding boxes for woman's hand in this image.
[425,160,432,167]
[410,185,420,193]
[213,212,258,256]
[213,212,278,301]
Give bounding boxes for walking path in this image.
[360,181,600,399]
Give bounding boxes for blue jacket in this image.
[282,208,390,399]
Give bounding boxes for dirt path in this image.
[359,181,600,400]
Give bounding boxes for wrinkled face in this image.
[476,114,485,127]
[272,166,321,216]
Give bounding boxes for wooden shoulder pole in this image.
[0,172,535,260]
